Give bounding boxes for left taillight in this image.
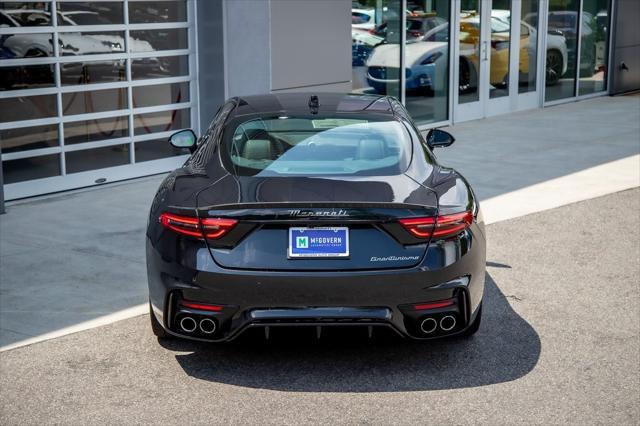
[399,211,473,240]
[159,213,237,239]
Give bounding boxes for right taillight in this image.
[399,211,473,240]
[159,213,237,240]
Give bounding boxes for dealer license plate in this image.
[288,227,349,258]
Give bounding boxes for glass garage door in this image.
[0,0,197,200]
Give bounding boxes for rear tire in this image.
[460,303,482,337]
[459,57,478,94]
[545,50,563,86]
[149,302,171,339]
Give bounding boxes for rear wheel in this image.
[545,50,563,86]
[459,58,472,93]
[149,302,170,339]
[460,303,482,337]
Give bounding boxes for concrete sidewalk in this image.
[437,94,639,200]
[1,94,639,348]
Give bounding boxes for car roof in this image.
[230,93,396,118]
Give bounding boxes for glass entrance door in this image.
[454,0,485,121]
[454,0,537,122]
[485,0,514,117]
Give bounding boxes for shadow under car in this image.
[158,272,540,393]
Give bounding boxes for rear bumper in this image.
[147,224,486,341]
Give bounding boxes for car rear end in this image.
[146,110,485,341]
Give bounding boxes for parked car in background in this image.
[0,7,167,89]
[352,28,384,67]
[491,9,568,85]
[366,11,568,96]
[1,9,114,57]
[366,40,447,94]
[352,8,376,30]
[58,11,155,53]
[370,15,447,43]
[0,9,108,89]
[525,10,595,77]
[418,12,568,91]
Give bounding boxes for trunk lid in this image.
[197,175,437,271]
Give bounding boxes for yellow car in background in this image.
[459,14,526,89]
[459,11,568,90]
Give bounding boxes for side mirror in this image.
[169,129,197,153]
[426,128,455,149]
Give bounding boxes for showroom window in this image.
[519,0,540,94]
[578,0,611,96]
[544,0,611,102]
[404,0,450,124]
[351,0,403,101]
[0,0,197,199]
[351,0,450,126]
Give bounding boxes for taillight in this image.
[399,211,473,240]
[159,213,237,239]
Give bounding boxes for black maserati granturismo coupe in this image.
[146,93,485,342]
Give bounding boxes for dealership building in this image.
[0,0,638,207]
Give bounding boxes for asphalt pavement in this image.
[1,188,638,425]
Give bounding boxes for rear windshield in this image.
[222,115,411,177]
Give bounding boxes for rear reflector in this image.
[414,299,455,311]
[399,211,472,239]
[160,213,237,239]
[180,301,223,312]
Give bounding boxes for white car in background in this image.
[352,8,376,30]
[352,28,384,66]
[366,40,448,94]
[0,10,112,57]
[0,9,156,56]
[58,11,155,53]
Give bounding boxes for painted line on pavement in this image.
[0,304,148,352]
[2,154,639,352]
[481,154,640,225]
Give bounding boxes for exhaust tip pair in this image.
[420,315,456,334]
[179,316,217,334]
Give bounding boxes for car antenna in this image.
[308,95,319,114]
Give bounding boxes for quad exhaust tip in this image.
[199,318,217,334]
[420,317,438,334]
[420,315,457,334]
[180,316,197,333]
[440,315,456,332]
